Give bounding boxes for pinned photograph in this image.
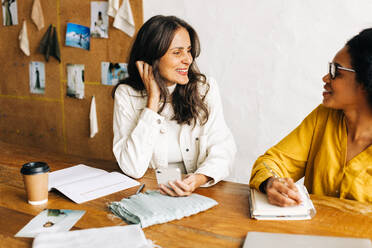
[67,64,85,99]
[65,23,90,50]
[14,209,85,238]
[91,1,108,38]
[29,62,45,94]
[2,0,18,26]
[101,62,128,86]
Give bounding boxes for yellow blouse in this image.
[250,104,372,203]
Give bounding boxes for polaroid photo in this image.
[65,23,90,50]
[15,209,85,238]
[101,62,128,86]
[29,62,45,94]
[67,64,85,99]
[91,1,108,38]
[2,0,18,26]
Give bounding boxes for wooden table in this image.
[0,141,371,248]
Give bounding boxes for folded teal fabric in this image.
[109,190,218,228]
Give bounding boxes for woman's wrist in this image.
[146,96,159,112]
[194,174,210,187]
[259,178,271,194]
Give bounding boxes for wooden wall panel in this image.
[0,98,64,151]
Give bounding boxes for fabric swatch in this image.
[109,190,218,228]
[113,0,135,37]
[31,0,45,30]
[19,20,30,56]
[39,24,61,62]
[107,0,119,17]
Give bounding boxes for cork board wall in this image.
[0,0,143,160]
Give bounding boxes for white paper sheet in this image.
[32,225,159,248]
[90,96,98,138]
[48,164,139,204]
[56,172,139,204]
[48,164,106,190]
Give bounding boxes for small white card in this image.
[15,209,85,238]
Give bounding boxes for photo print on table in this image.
[101,62,128,86]
[29,62,45,94]
[65,23,90,50]
[90,1,108,38]
[67,64,84,99]
[14,209,85,238]
[2,0,18,26]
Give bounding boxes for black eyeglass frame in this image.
[329,62,355,80]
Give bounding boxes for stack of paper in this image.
[32,225,158,248]
[249,183,316,220]
[109,191,218,228]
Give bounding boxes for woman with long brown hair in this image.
[112,15,236,196]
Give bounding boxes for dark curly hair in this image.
[112,15,209,126]
[346,28,372,106]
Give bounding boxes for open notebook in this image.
[49,164,139,204]
[249,183,316,220]
[243,232,372,248]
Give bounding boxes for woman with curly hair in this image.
[250,28,372,205]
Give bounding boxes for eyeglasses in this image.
[329,62,355,79]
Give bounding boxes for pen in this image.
[136,184,145,194]
[262,162,286,185]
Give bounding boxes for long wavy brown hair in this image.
[112,15,209,126]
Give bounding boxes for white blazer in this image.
[113,77,236,186]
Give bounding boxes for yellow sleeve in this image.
[249,106,321,191]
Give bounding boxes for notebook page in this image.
[55,172,139,204]
[49,164,107,190]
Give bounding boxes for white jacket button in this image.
[186,148,189,152]
[157,119,161,124]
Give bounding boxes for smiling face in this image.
[158,27,193,86]
[322,46,366,110]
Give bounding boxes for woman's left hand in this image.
[159,174,210,197]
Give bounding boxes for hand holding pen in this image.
[263,162,302,207]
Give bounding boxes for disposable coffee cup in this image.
[20,162,50,205]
